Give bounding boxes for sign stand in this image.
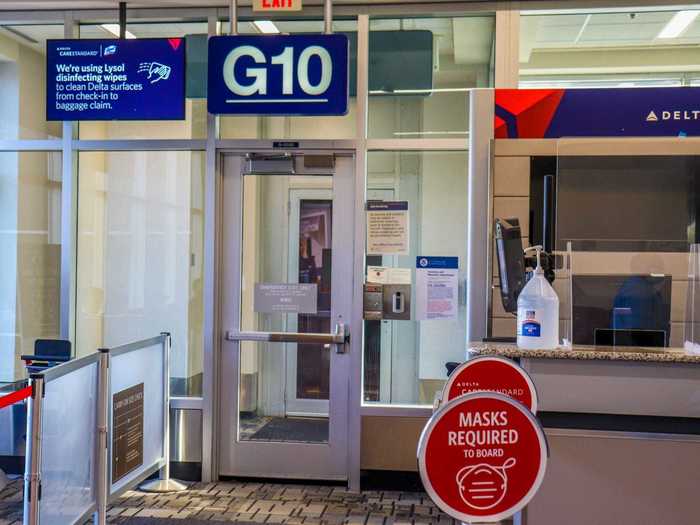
[429,357,538,525]
[418,392,548,524]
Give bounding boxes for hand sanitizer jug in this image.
[517,246,559,350]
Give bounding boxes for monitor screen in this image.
[495,218,526,314]
[572,274,672,346]
[46,38,186,121]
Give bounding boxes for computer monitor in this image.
[495,218,527,314]
[571,274,672,347]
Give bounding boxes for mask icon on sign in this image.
[456,458,516,510]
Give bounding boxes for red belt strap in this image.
[0,385,33,410]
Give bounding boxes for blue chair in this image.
[21,339,71,374]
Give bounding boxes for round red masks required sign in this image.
[442,356,538,413]
[418,392,548,523]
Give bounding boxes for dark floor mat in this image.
[250,416,328,442]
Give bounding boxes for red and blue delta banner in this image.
[495,87,700,139]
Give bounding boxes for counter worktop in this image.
[467,342,700,364]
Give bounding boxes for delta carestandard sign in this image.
[46,38,186,121]
[441,356,538,412]
[207,35,349,116]
[418,393,548,523]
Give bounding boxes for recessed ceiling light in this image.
[101,24,136,39]
[252,20,280,34]
[657,10,699,39]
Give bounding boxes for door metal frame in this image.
[217,144,357,482]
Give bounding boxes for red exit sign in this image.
[253,0,302,11]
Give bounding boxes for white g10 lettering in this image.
[223,45,267,96]
[223,45,333,97]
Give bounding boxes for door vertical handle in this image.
[333,321,350,354]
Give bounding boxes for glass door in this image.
[219,150,353,480]
[286,191,333,416]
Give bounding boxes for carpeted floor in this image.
[0,477,461,525]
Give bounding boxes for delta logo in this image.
[646,109,700,122]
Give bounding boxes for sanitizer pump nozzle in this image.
[517,245,559,350]
[524,245,544,275]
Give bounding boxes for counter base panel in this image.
[526,428,700,525]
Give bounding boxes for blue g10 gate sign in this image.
[46,39,186,121]
[208,35,349,116]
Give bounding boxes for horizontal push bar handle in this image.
[226,322,348,349]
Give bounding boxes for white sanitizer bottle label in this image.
[518,308,542,337]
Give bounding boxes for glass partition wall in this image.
[0,151,62,385]
[555,139,700,350]
[364,151,469,405]
[5,1,700,490]
[0,7,492,410]
[77,151,205,396]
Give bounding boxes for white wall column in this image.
[202,12,219,484]
[60,11,78,343]
[349,12,369,493]
[467,89,495,344]
[495,1,520,88]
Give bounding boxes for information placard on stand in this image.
[418,393,548,524]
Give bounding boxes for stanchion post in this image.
[23,375,44,525]
[162,332,172,482]
[139,333,187,493]
[94,349,110,525]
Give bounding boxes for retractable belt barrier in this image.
[418,356,548,524]
[0,385,32,492]
[22,333,186,525]
[0,385,32,410]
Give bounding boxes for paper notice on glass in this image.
[367,266,412,284]
[367,266,389,283]
[416,256,459,321]
[366,201,409,255]
[388,268,412,284]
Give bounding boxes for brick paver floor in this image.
[0,476,460,525]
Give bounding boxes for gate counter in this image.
[467,343,700,525]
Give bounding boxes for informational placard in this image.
[254,283,317,314]
[208,35,349,115]
[367,266,411,284]
[416,256,458,320]
[366,201,409,255]
[418,393,548,523]
[112,383,144,484]
[253,0,302,11]
[442,356,538,413]
[46,39,186,121]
